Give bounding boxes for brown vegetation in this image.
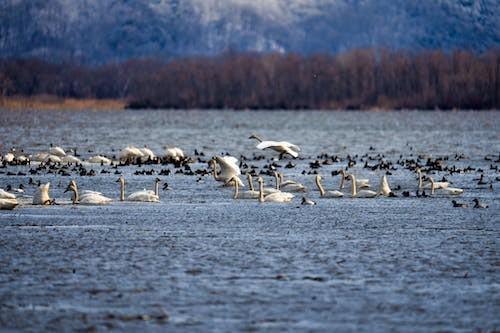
[0,49,499,110]
[0,95,125,111]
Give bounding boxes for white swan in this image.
[348,174,378,198]
[377,175,393,197]
[257,177,294,203]
[227,175,259,199]
[246,173,278,194]
[49,146,66,157]
[3,152,14,162]
[278,173,306,192]
[33,182,51,205]
[417,169,448,189]
[339,169,370,189]
[0,188,16,199]
[87,155,112,164]
[43,154,62,163]
[164,147,184,161]
[62,155,82,164]
[315,175,344,198]
[209,156,244,186]
[65,181,112,205]
[429,177,463,195]
[117,176,160,202]
[140,146,156,161]
[249,134,300,158]
[119,145,144,161]
[0,198,18,210]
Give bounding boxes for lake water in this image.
[0,110,499,332]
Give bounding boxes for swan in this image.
[0,198,18,210]
[117,176,160,202]
[315,175,344,198]
[43,154,62,163]
[87,155,112,164]
[3,152,14,162]
[140,146,156,161]
[338,169,370,190]
[348,174,378,198]
[417,169,448,189]
[246,173,278,194]
[249,134,300,159]
[62,155,82,164]
[65,181,112,205]
[377,175,393,197]
[31,152,49,162]
[0,188,16,199]
[49,146,66,157]
[257,177,294,203]
[209,156,244,186]
[33,182,51,205]
[278,173,306,192]
[164,147,184,162]
[119,145,144,161]
[227,175,259,199]
[429,177,463,195]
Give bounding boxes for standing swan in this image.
[348,174,378,198]
[33,183,52,205]
[315,175,344,198]
[65,181,112,205]
[117,176,160,202]
[257,177,294,203]
[249,134,300,159]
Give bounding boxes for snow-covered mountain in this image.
[0,0,498,63]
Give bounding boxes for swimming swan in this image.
[0,198,18,210]
[0,188,16,199]
[278,173,306,192]
[246,173,278,194]
[33,182,52,205]
[417,169,448,189]
[429,177,463,195]
[257,177,294,203]
[87,155,112,164]
[315,175,344,198]
[348,174,378,198]
[65,180,112,205]
[227,175,259,199]
[339,169,370,190]
[249,134,300,158]
[377,175,393,197]
[117,176,160,202]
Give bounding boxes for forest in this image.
[0,48,499,110]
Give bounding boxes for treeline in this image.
[1,49,499,110]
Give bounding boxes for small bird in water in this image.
[472,198,488,209]
[301,197,316,206]
[452,200,468,208]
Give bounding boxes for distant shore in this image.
[0,96,126,111]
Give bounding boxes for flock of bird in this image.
[0,134,495,210]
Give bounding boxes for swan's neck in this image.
[252,135,263,143]
[247,174,254,191]
[315,178,325,196]
[119,181,125,201]
[417,171,422,189]
[71,186,79,204]
[350,175,357,197]
[430,180,435,194]
[275,173,280,190]
[154,180,159,197]
[339,172,345,190]
[211,164,220,181]
[259,182,264,203]
[233,179,239,199]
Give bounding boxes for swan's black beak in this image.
[116,178,120,182]
[64,185,71,193]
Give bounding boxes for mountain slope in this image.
[0,0,498,63]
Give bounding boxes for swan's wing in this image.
[0,189,16,199]
[127,190,159,202]
[216,156,241,175]
[173,148,184,158]
[278,141,301,151]
[80,193,112,205]
[256,141,299,157]
[255,141,282,150]
[140,148,155,158]
[81,190,103,196]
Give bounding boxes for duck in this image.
[301,197,316,205]
[87,155,112,164]
[429,177,463,195]
[278,173,306,192]
[472,198,488,209]
[33,182,52,205]
[0,198,18,210]
[65,180,112,205]
[257,177,294,203]
[348,174,378,198]
[249,134,300,159]
[227,175,259,199]
[338,169,370,190]
[209,156,244,187]
[117,176,160,202]
[315,175,344,198]
[452,200,468,208]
